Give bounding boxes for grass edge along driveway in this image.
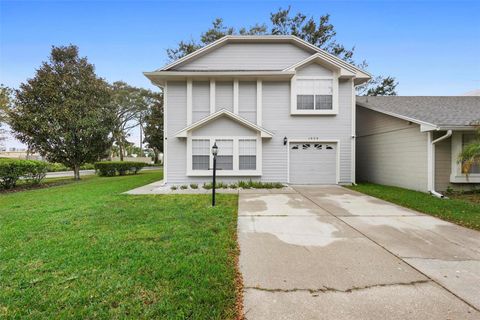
[0,170,241,319]
[349,183,480,231]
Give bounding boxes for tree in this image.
[143,92,163,164]
[110,82,160,161]
[458,126,480,176]
[0,85,13,145]
[167,6,397,95]
[7,45,114,180]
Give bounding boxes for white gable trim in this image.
[175,109,274,138]
[159,35,371,79]
[283,53,357,78]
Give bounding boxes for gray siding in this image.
[175,43,312,71]
[239,81,257,123]
[262,80,353,184]
[356,107,429,192]
[216,81,233,112]
[297,63,333,76]
[192,117,256,136]
[192,81,210,122]
[166,81,187,184]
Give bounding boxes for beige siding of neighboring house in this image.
[356,107,429,192]
[174,42,313,71]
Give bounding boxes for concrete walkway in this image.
[238,186,480,319]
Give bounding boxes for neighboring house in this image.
[144,35,370,185]
[356,96,480,194]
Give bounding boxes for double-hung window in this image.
[239,139,256,170]
[192,139,210,170]
[215,139,234,170]
[188,137,260,176]
[297,79,333,110]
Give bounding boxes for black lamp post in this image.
[211,142,218,207]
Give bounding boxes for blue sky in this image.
[1,0,479,147]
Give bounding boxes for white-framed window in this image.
[187,136,261,176]
[462,133,480,174]
[291,76,338,115]
[296,79,333,110]
[216,139,234,170]
[192,139,210,170]
[239,139,256,170]
[450,132,480,183]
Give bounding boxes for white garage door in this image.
[289,142,337,184]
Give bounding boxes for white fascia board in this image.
[356,103,437,129]
[174,109,274,138]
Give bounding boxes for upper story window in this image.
[297,79,333,110]
[291,76,338,115]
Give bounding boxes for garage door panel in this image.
[289,142,337,184]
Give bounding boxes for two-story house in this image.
[144,35,371,185]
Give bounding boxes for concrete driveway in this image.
[238,186,480,320]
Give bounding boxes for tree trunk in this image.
[153,148,159,164]
[119,142,124,161]
[73,164,81,180]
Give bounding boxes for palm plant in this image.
[458,127,480,175]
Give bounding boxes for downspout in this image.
[428,130,452,198]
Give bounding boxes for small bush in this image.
[0,159,48,189]
[171,185,178,190]
[237,180,284,189]
[203,182,213,190]
[229,183,238,189]
[94,161,146,177]
[190,183,198,189]
[180,185,188,190]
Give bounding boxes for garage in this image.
[289,142,337,184]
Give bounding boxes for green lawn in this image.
[349,183,480,231]
[0,170,240,319]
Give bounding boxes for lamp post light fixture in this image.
[283,136,288,145]
[211,142,218,207]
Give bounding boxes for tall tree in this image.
[110,82,160,161]
[143,92,163,164]
[167,6,397,95]
[7,45,114,180]
[0,85,12,145]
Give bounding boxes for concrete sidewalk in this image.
[238,186,480,319]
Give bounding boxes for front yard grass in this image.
[0,170,240,319]
[349,183,480,231]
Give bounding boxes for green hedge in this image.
[0,159,48,189]
[94,161,146,177]
[46,162,95,172]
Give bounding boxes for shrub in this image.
[237,180,284,189]
[47,162,94,172]
[180,185,188,190]
[203,182,213,190]
[94,161,146,177]
[0,159,48,189]
[190,183,198,189]
[171,185,178,190]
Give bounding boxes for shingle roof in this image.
[356,96,480,128]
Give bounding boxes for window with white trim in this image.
[215,139,234,170]
[462,134,480,174]
[296,79,333,110]
[192,139,210,170]
[239,139,256,170]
